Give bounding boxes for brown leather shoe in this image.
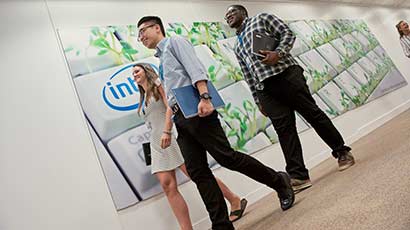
[291,178,312,194]
[338,151,355,171]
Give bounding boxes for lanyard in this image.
[237,30,245,47]
[159,63,164,81]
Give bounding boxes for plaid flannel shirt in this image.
[234,13,298,104]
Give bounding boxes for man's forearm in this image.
[196,80,209,95]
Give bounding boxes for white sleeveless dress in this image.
[143,97,184,174]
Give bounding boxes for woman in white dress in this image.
[396,20,410,58]
[132,63,247,230]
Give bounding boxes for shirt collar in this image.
[236,17,250,35]
[154,37,169,58]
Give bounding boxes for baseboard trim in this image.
[346,99,410,144]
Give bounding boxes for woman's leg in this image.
[179,164,241,220]
[156,170,193,230]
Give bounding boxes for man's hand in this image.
[259,50,280,66]
[160,132,171,149]
[258,104,268,117]
[198,99,214,117]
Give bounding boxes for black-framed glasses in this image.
[137,24,157,40]
[224,8,239,21]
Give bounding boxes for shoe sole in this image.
[293,182,312,194]
[339,160,355,171]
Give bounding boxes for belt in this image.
[170,104,180,114]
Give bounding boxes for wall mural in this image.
[58,19,407,210]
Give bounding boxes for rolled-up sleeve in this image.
[169,36,208,86]
[260,13,295,54]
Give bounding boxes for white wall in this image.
[0,1,123,230]
[1,0,409,230]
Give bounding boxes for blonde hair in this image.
[133,63,161,115]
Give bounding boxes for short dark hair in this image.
[228,4,248,18]
[137,16,166,37]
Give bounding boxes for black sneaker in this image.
[338,151,355,171]
[277,172,295,211]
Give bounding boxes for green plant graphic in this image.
[374,62,389,79]
[341,40,364,61]
[168,22,243,83]
[89,26,138,64]
[218,100,267,151]
[64,26,140,73]
[348,55,393,104]
[354,21,379,49]
[63,46,81,56]
[367,35,379,50]
[213,52,244,82]
[338,20,355,34]
[382,55,394,67]
[166,23,188,37]
[354,21,369,33]
[309,21,339,44]
[330,21,343,36]
[326,107,339,117]
[291,30,315,49]
[167,22,225,48]
[306,67,329,92]
[310,33,325,47]
[339,90,352,110]
[350,85,368,105]
[339,55,353,69]
[207,65,222,82]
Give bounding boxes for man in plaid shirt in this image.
[225,4,355,193]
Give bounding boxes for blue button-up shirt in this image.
[155,36,208,106]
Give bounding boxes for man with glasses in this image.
[224,4,355,194]
[137,15,295,230]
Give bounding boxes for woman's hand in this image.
[160,132,172,149]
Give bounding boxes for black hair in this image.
[228,4,248,17]
[137,16,166,37]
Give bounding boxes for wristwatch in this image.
[199,92,212,100]
[277,50,286,58]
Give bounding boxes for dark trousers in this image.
[174,111,283,230]
[256,65,351,180]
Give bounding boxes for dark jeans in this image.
[257,65,351,180]
[174,111,284,230]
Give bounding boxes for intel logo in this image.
[102,63,159,111]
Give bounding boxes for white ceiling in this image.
[234,0,410,8]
